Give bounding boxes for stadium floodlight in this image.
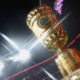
[0,62,4,73]
[9,49,31,62]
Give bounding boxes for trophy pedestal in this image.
[62,69,80,80]
[55,48,80,78]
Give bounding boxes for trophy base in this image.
[55,48,80,78]
[62,69,80,80]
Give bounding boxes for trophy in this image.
[26,4,80,79]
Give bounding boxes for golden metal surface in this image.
[55,48,80,77]
[26,5,68,51]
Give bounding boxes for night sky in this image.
[0,0,80,80]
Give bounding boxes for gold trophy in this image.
[26,4,80,79]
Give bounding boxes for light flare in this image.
[9,49,31,62]
[41,68,57,80]
[0,33,20,51]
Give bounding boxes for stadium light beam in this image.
[0,33,20,51]
[41,68,57,80]
[1,43,12,53]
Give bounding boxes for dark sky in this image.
[0,0,80,80]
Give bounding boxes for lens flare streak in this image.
[41,68,57,80]
[0,33,20,51]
